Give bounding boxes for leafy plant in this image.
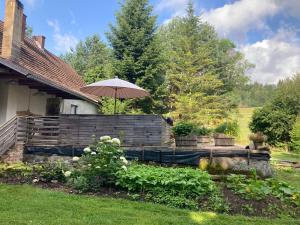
[172,122,195,136]
[40,162,67,182]
[0,163,38,178]
[193,126,211,136]
[116,164,225,211]
[67,136,128,191]
[226,173,300,207]
[215,121,239,137]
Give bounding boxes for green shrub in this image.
[193,126,211,136]
[40,162,67,182]
[0,163,37,178]
[250,107,296,145]
[172,122,195,136]
[116,164,226,211]
[290,116,300,152]
[67,136,128,191]
[68,176,89,192]
[215,121,239,137]
[226,173,300,207]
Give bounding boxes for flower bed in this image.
[0,135,299,218]
[116,164,227,211]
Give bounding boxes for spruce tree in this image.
[107,0,167,114]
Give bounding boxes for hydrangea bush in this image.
[66,136,128,191]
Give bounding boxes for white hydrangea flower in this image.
[72,157,80,162]
[121,165,127,171]
[112,138,121,146]
[32,178,39,183]
[106,139,113,143]
[91,152,97,155]
[120,156,128,165]
[64,171,72,177]
[83,147,91,153]
[100,136,111,141]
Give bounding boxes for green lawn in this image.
[271,150,300,189]
[235,107,256,145]
[0,184,299,225]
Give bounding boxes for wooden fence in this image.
[0,116,18,156]
[18,115,171,147]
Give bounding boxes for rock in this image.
[199,157,272,178]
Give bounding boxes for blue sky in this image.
[0,0,300,83]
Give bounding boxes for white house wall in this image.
[60,99,98,115]
[1,83,54,124]
[0,81,98,126]
[0,81,9,125]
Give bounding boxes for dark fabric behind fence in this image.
[25,146,270,166]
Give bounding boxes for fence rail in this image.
[0,116,18,156]
[17,115,171,147]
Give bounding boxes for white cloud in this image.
[240,28,300,84]
[202,0,279,40]
[279,0,300,19]
[24,0,41,7]
[156,0,191,21]
[47,19,78,54]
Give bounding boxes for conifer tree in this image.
[107,0,167,114]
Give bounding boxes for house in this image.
[0,0,99,126]
[0,0,171,164]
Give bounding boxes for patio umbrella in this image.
[81,77,150,114]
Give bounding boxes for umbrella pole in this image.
[114,88,117,114]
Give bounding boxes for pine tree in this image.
[107,0,167,114]
[157,2,246,125]
[61,35,113,84]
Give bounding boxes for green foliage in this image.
[116,164,226,211]
[290,116,300,152]
[236,82,276,107]
[215,121,239,137]
[68,176,90,192]
[39,162,67,182]
[158,3,250,125]
[68,136,127,191]
[117,165,224,209]
[61,34,113,83]
[193,126,211,136]
[107,0,168,114]
[172,122,195,136]
[250,107,295,145]
[250,75,300,145]
[25,26,33,37]
[0,163,37,178]
[226,173,300,207]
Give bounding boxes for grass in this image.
[0,184,299,225]
[271,150,300,189]
[235,107,257,145]
[271,151,300,163]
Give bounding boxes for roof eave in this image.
[0,58,98,105]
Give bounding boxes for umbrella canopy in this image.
[81,77,149,98]
[80,77,150,113]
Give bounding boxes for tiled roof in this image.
[0,20,98,103]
